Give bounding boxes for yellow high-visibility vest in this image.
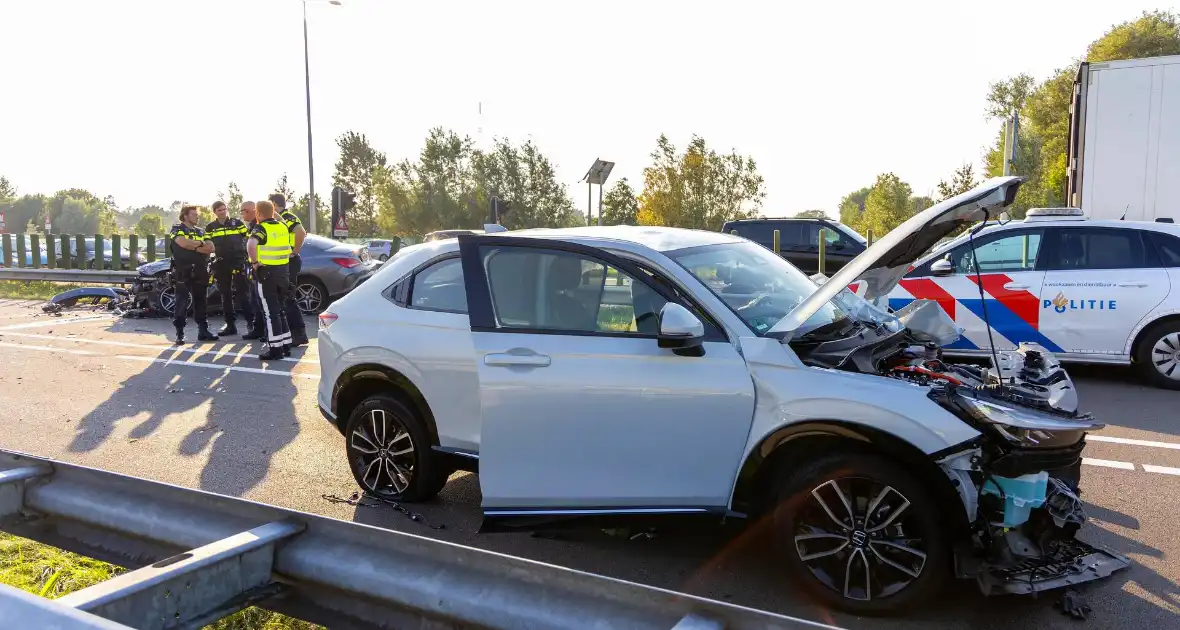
[256,220,292,265]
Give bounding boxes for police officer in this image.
[168,205,219,345]
[239,201,267,341]
[247,200,292,360]
[205,201,255,337]
[268,194,309,347]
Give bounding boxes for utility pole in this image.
[1003,109,1020,176]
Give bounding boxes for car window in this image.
[409,258,467,313]
[729,223,800,248]
[1045,228,1148,270]
[802,223,855,249]
[482,247,667,335]
[1149,231,1180,267]
[947,230,1042,274]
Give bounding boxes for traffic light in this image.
[331,186,356,237]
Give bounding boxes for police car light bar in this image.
[1024,207,1086,222]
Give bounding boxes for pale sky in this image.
[2,0,1177,222]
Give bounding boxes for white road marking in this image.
[0,341,96,356]
[1082,458,1136,470]
[1142,464,1180,476]
[0,315,111,330]
[1088,435,1180,451]
[0,337,317,380]
[114,354,318,380]
[0,330,314,364]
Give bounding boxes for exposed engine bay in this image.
[789,291,1131,598]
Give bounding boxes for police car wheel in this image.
[1135,320,1180,390]
[769,453,949,616]
[344,394,448,502]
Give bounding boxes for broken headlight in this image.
[952,392,1101,449]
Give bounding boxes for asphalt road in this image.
[0,297,1177,629]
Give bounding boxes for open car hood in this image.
[770,176,1023,337]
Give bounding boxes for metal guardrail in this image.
[0,449,841,630]
[0,268,137,284]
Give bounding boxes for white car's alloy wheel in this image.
[794,478,927,602]
[350,408,417,495]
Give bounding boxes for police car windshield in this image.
[668,241,848,335]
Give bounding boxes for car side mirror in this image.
[930,258,953,277]
[657,303,705,350]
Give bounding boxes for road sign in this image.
[334,213,348,238]
[331,186,354,238]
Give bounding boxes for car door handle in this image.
[484,352,551,368]
[1117,281,1148,288]
[1003,282,1029,291]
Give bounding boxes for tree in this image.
[217,181,244,211]
[636,134,765,229]
[474,137,581,230]
[293,193,328,235]
[271,175,295,208]
[377,127,483,237]
[332,131,388,237]
[794,209,830,219]
[859,173,915,237]
[837,186,872,232]
[601,178,640,225]
[0,176,16,200]
[134,213,165,237]
[936,163,980,201]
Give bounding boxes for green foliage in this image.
[985,74,1037,119]
[935,163,980,201]
[859,173,914,238]
[375,127,579,236]
[218,181,244,211]
[134,213,165,237]
[292,193,328,235]
[794,209,830,219]
[271,175,295,208]
[838,186,872,229]
[332,131,388,237]
[636,134,765,229]
[0,176,15,200]
[602,178,640,225]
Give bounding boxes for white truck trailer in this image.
[1066,54,1180,223]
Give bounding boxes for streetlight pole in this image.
[301,0,340,235]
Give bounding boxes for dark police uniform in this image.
[249,218,293,360]
[278,209,309,345]
[167,222,217,344]
[205,217,255,335]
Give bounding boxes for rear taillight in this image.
[331,257,360,268]
[318,312,338,330]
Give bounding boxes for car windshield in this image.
[667,241,849,336]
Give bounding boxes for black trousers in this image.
[256,264,291,348]
[172,264,209,330]
[284,253,307,334]
[212,257,254,325]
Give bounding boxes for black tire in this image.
[1133,320,1180,390]
[378,254,389,262]
[769,453,949,616]
[344,394,447,502]
[294,276,328,315]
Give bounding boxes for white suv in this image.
[886,208,1180,388]
[316,178,1128,615]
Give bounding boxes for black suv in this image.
[720,218,867,274]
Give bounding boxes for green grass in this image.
[0,280,95,301]
[0,533,321,629]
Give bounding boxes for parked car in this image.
[139,234,378,316]
[886,207,1180,389]
[366,239,397,261]
[53,238,147,269]
[315,177,1126,615]
[0,235,50,267]
[721,217,867,274]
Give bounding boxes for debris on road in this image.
[323,491,445,530]
[1057,589,1092,620]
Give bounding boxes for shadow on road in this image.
[67,326,307,497]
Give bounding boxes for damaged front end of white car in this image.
[776,177,1130,601]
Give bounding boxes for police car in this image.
[884,207,1180,389]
